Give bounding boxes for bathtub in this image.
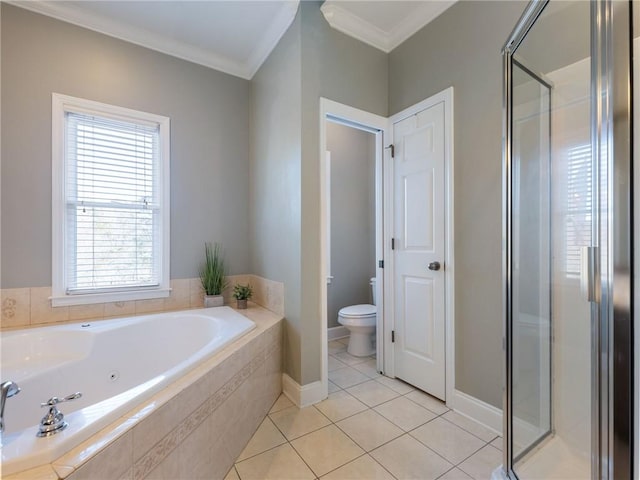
[0,306,255,476]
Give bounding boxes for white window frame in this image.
[51,93,170,306]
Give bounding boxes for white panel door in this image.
[393,101,446,399]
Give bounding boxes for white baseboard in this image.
[448,388,503,434]
[328,326,349,341]
[282,374,326,407]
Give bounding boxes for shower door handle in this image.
[580,246,599,303]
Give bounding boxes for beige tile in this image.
[224,466,240,480]
[375,376,415,394]
[458,445,502,480]
[374,396,437,431]
[135,298,165,315]
[178,418,232,479]
[269,394,294,413]
[370,434,453,480]
[30,286,69,325]
[328,355,348,372]
[235,443,315,480]
[143,448,179,480]
[329,340,347,355]
[405,390,449,415]
[189,278,205,308]
[315,390,368,422]
[337,337,350,346]
[103,300,136,318]
[346,380,400,407]
[441,411,498,442]
[237,417,287,461]
[491,436,503,451]
[328,381,342,394]
[65,432,133,480]
[336,409,403,452]
[164,278,190,311]
[69,303,105,321]
[1,287,31,328]
[411,417,485,465]
[329,366,370,389]
[321,454,395,480]
[4,464,59,480]
[352,358,382,379]
[438,467,473,479]
[269,405,331,440]
[132,398,182,462]
[291,424,364,477]
[332,350,369,366]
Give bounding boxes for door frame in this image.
[386,87,455,403]
[319,98,388,399]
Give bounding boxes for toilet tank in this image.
[370,277,376,305]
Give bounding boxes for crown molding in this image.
[321,3,390,52]
[246,1,299,79]
[321,1,456,53]
[7,0,299,80]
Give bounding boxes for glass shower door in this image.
[504,1,595,478]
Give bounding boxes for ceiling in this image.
[9,0,457,80]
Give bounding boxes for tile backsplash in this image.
[0,274,284,330]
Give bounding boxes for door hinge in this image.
[378,260,384,268]
[391,330,395,343]
[386,144,395,158]
[391,238,395,250]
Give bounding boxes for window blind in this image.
[65,111,161,293]
[565,144,592,276]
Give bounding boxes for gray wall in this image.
[299,1,388,384]
[1,4,250,287]
[326,122,376,328]
[250,2,387,385]
[249,13,303,382]
[389,0,527,407]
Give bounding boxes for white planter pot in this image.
[204,295,224,308]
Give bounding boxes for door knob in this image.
[428,261,441,271]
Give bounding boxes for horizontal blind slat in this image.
[65,110,162,292]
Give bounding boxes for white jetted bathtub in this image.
[0,306,255,475]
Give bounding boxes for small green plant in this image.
[232,283,253,300]
[199,242,227,296]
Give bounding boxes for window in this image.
[564,143,592,277]
[52,94,170,306]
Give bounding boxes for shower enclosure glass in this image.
[504,0,628,480]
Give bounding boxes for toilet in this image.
[338,277,377,357]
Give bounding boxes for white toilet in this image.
[338,277,377,357]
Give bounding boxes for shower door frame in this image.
[502,0,634,479]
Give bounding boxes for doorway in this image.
[320,91,454,404]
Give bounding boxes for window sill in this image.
[50,288,171,307]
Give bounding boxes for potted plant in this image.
[232,283,253,309]
[200,242,227,307]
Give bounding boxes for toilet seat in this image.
[338,304,376,318]
[338,304,376,328]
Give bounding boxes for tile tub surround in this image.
[4,305,283,480]
[0,274,284,330]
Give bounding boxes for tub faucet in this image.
[1,380,21,434]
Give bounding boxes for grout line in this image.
[236,342,497,479]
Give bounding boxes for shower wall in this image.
[326,122,376,329]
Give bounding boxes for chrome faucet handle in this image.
[37,392,82,437]
[40,392,82,408]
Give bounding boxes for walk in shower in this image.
[501,1,633,479]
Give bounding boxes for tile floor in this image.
[227,337,502,480]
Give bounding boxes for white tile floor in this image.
[228,338,502,480]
